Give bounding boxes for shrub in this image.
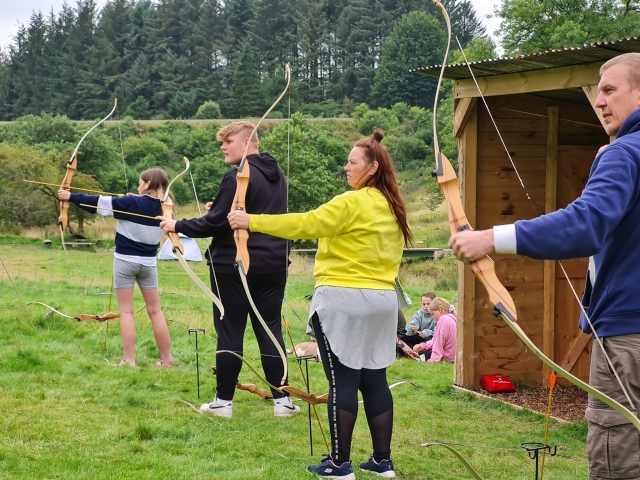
[124,97,153,120]
[357,108,400,136]
[194,101,221,120]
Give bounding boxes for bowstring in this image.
[188,170,222,330]
[0,257,29,316]
[102,102,130,356]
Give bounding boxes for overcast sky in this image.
[0,0,503,53]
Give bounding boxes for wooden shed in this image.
[414,38,640,389]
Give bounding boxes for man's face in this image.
[596,64,640,136]
[220,132,249,165]
[422,296,432,313]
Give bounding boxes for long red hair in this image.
[355,130,413,246]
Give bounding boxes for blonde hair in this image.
[428,297,451,313]
[216,120,259,145]
[600,53,640,89]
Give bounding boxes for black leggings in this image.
[211,269,288,400]
[311,313,393,464]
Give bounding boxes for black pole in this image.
[306,356,313,455]
[189,328,205,398]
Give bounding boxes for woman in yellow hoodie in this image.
[229,130,411,479]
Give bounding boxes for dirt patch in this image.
[482,385,588,422]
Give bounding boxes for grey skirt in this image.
[307,286,397,370]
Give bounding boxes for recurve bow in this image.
[229,64,292,386]
[58,99,118,296]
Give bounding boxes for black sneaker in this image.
[307,453,356,479]
[359,455,396,478]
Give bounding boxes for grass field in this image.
[0,211,590,479]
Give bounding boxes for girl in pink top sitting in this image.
[412,297,457,362]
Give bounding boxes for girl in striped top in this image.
[58,168,173,368]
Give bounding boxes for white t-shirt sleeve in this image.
[493,224,517,254]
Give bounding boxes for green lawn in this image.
[0,240,589,479]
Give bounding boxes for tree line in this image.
[2,1,640,122]
[0,0,486,121]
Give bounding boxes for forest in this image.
[2,0,640,234]
[0,0,489,120]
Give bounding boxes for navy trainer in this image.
[307,453,356,480]
[359,455,396,478]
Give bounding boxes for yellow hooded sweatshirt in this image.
[249,187,404,290]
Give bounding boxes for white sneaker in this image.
[200,397,233,417]
[274,397,301,417]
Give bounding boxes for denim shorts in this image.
[113,257,158,290]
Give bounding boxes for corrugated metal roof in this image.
[413,37,640,80]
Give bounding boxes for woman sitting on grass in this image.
[229,130,410,480]
[412,297,457,363]
[58,169,173,368]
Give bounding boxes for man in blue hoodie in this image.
[449,53,640,479]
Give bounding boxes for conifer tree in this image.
[227,41,265,117]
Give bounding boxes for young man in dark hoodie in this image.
[159,121,299,418]
[448,53,640,479]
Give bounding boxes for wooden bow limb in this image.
[188,170,223,333]
[236,381,273,400]
[161,158,225,319]
[216,349,329,406]
[280,386,328,405]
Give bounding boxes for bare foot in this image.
[156,360,173,368]
[113,359,135,367]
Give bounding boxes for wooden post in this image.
[456,102,478,388]
[542,106,558,387]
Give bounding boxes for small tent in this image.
[158,233,203,262]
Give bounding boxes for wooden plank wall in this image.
[470,92,607,386]
[553,98,604,384]
[456,101,478,388]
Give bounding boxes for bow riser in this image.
[232,160,251,274]
[161,197,185,255]
[75,312,120,322]
[435,153,518,319]
[58,156,78,231]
